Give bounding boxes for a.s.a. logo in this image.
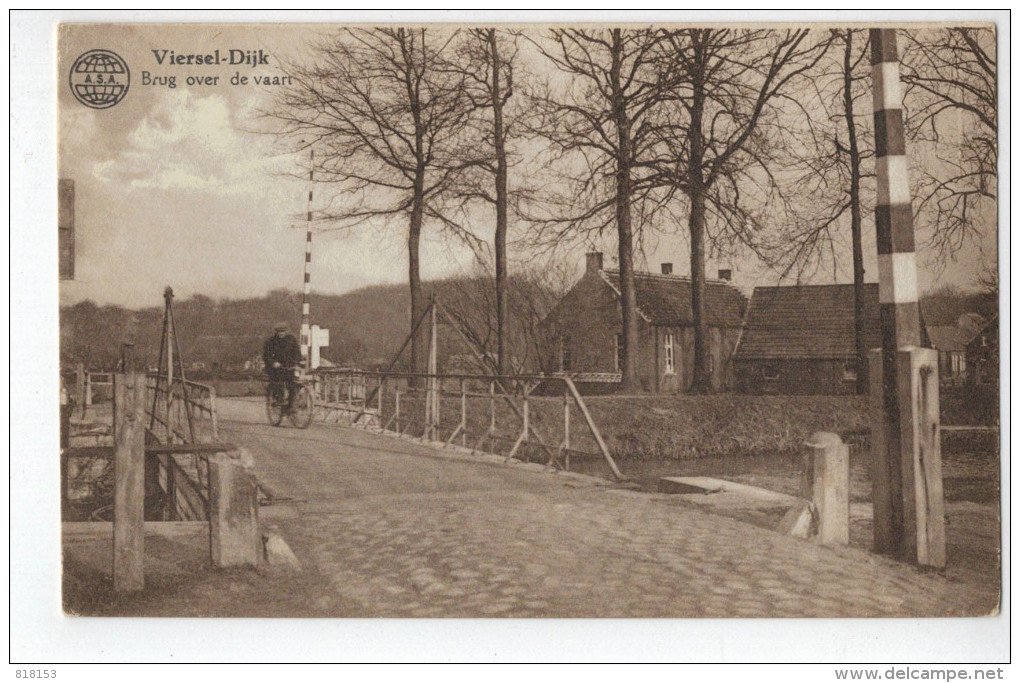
[69,49,130,109]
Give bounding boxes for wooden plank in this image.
[63,521,208,539]
[113,373,145,592]
[66,446,116,459]
[146,442,236,455]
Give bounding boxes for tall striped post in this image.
[300,149,314,372]
[869,29,943,565]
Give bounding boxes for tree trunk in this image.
[408,188,425,378]
[489,29,509,376]
[611,29,641,392]
[403,27,427,380]
[688,182,711,394]
[843,30,868,395]
[688,70,712,395]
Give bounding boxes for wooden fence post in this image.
[113,373,146,592]
[897,347,946,568]
[208,448,260,567]
[75,362,86,417]
[803,432,850,545]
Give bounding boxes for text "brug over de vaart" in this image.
[142,49,294,88]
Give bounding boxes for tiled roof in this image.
[735,284,881,360]
[927,325,969,352]
[602,270,746,327]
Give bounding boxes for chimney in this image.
[661,263,673,275]
[717,268,732,282]
[586,252,604,274]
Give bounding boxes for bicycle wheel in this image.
[288,384,315,429]
[265,383,285,426]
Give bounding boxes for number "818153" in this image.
[15,671,56,678]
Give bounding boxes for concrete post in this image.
[870,348,946,567]
[208,448,260,568]
[803,432,850,545]
[897,347,946,568]
[113,373,146,592]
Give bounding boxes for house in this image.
[966,315,998,386]
[541,252,747,392]
[733,284,885,395]
[926,323,971,386]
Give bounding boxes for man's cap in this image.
[275,322,290,332]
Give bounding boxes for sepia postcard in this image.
[11,10,1007,666]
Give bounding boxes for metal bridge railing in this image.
[312,368,623,480]
[144,374,221,521]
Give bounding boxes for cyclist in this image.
[263,322,302,414]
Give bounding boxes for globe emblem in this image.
[69,49,130,109]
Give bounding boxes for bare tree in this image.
[901,26,997,265]
[652,28,828,393]
[268,28,477,375]
[767,30,873,393]
[446,28,522,375]
[525,28,673,391]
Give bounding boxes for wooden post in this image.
[803,432,850,545]
[460,378,467,447]
[395,389,401,433]
[208,448,260,568]
[426,302,439,440]
[563,391,571,471]
[75,362,86,418]
[489,380,496,437]
[113,373,146,592]
[897,347,946,568]
[163,456,177,521]
[208,385,219,441]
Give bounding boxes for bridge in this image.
[60,290,997,618]
[87,387,982,618]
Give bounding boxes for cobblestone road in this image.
[220,399,998,618]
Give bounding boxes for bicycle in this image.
[265,369,315,429]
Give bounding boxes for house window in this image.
[763,363,779,380]
[614,333,623,372]
[664,333,675,375]
[951,352,965,375]
[560,335,572,372]
[843,361,858,382]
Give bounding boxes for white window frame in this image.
[664,333,675,375]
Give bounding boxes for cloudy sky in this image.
[56,20,999,310]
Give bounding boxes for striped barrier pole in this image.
[300,149,314,372]
[869,29,944,567]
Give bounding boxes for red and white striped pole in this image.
[300,148,314,372]
[869,29,944,566]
